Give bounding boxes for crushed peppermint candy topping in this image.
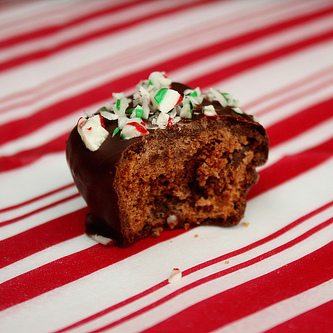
[203,105,218,117]
[152,88,183,113]
[89,234,114,246]
[77,72,257,150]
[120,119,149,140]
[77,115,109,151]
[168,268,182,283]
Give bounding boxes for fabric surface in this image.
[1,0,333,332]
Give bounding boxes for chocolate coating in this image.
[66,83,268,246]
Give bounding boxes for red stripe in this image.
[143,241,333,333]
[0,132,68,172]
[246,69,333,116]
[0,182,75,214]
[54,200,333,333]
[266,299,333,333]
[267,99,333,147]
[0,208,88,269]
[0,193,80,227]
[1,6,332,145]
[247,137,333,200]
[191,29,333,89]
[0,0,143,49]
[244,66,333,112]
[0,0,214,73]
[2,132,67,169]
[0,227,185,311]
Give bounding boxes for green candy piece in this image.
[135,108,144,118]
[154,88,168,105]
[112,127,120,137]
[116,99,121,111]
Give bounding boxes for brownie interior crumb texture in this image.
[66,72,269,247]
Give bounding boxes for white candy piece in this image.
[77,115,109,151]
[117,116,128,129]
[210,88,228,107]
[168,268,182,283]
[100,110,119,120]
[166,215,178,229]
[139,86,151,119]
[153,88,182,113]
[224,93,239,107]
[89,234,114,246]
[156,111,169,129]
[179,99,193,119]
[232,107,244,115]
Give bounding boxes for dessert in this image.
[66,72,269,247]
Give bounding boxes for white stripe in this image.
[0,1,67,26]
[1,156,332,333]
[0,184,77,224]
[215,279,333,333]
[0,153,73,210]
[1,123,333,282]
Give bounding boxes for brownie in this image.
[66,72,269,247]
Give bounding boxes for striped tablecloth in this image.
[1,1,332,332]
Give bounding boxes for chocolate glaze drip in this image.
[66,83,266,246]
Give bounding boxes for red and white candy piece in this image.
[77,115,109,151]
[120,119,149,140]
[152,88,183,113]
[168,268,182,283]
[148,71,171,89]
[203,105,218,117]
